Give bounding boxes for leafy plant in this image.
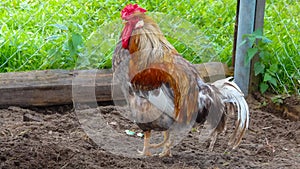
[242,29,276,94]
[41,23,84,69]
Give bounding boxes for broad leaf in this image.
[264,73,277,87]
[253,28,263,36]
[269,76,278,87]
[245,48,258,65]
[260,82,269,93]
[254,62,265,76]
[263,73,272,82]
[68,38,76,57]
[72,33,83,50]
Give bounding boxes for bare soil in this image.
[1,95,299,169]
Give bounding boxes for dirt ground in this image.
[1,94,299,169]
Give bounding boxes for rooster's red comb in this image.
[121,4,147,19]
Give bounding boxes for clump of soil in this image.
[252,92,300,121]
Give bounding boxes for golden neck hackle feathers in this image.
[127,13,176,59]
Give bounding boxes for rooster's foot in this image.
[158,139,172,157]
[137,149,152,156]
[158,149,172,157]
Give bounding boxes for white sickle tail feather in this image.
[211,77,249,149]
[197,77,249,150]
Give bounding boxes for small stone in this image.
[23,113,43,122]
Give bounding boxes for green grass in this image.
[0,0,236,71]
[263,0,300,94]
[0,0,299,94]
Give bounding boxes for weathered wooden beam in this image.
[0,62,230,107]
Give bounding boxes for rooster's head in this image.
[120,4,147,49]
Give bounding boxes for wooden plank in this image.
[0,62,229,107]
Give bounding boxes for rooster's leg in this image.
[158,131,172,157]
[138,131,152,156]
[148,130,169,149]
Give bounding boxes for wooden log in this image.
[0,62,229,107]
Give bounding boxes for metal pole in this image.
[249,0,266,93]
[234,0,256,96]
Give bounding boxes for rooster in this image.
[112,4,249,157]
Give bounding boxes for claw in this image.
[159,150,172,157]
[137,149,152,156]
[159,146,172,157]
